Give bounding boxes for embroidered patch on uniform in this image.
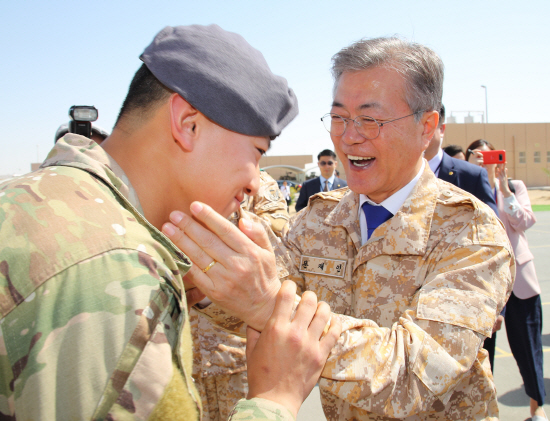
[265,186,281,202]
[269,213,289,219]
[299,255,346,278]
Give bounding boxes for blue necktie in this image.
[362,202,393,240]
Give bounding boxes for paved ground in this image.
[297,211,550,421]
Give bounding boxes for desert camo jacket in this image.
[241,171,290,238]
[191,203,291,420]
[281,164,515,421]
[0,135,294,421]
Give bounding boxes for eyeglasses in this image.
[321,111,423,140]
[319,161,334,166]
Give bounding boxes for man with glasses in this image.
[295,149,347,212]
[164,36,514,420]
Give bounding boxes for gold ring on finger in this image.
[202,260,217,273]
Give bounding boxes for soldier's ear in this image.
[170,93,200,152]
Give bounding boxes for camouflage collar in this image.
[41,135,190,268]
[42,135,143,213]
[324,164,438,256]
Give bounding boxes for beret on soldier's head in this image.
[140,25,299,138]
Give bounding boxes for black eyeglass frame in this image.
[321,110,424,140]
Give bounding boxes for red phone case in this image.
[481,150,506,164]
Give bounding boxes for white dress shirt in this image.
[358,161,425,246]
[320,174,336,191]
[427,148,444,177]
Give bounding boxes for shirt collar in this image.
[358,160,425,245]
[320,174,336,186]
[359,160,425,215]
[428,148,444,176]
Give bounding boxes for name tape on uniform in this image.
[299,255,346,278]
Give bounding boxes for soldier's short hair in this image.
[115,64,173,127]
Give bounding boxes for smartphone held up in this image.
[480,150,506,165]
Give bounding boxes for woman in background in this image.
[467,139,546,421]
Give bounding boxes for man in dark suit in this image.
[295,149,347,212]
[425,105,501,371]
[424,105,498,215]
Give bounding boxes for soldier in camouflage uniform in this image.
[242,171,290,238]
[164,37,515,420]
[0,25,341,421]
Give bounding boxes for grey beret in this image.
[140,25,298,138]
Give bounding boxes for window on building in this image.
[534,151,541,163]
[547,151,550,163]
[519,151,526,164]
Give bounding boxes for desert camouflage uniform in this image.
[191,205,290,421]
[282,164,515,420]
[242,171,289,237]
[192,170,289,420]
[0,135,294,421]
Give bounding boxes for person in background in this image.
[55,122,110,145]
[279,180,291,212]
[443,144,465,160]
[424,105,497,215]
[295,149,347,212]
[243,171,290,237]
[467,139,546,421]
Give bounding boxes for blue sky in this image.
[1,0,549,174]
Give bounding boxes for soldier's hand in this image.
[162,202,281,331]
[246,280,341,418]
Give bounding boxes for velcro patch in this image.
[299,255,346,278]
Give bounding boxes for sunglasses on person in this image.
[319,161,334,166]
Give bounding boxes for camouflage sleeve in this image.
[0,249,198,420]
[246,172,290,238]
[228,398,295,421]
[282,215,514,417]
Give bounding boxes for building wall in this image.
[259,155,313,181]
[259,154,347,182]
[445,123,550,187]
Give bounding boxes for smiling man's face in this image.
[330,67,431,203]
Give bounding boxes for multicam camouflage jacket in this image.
[282,164,515,421]
[0,135,294,421]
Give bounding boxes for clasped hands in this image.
[161,201,341,415]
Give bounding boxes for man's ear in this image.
[170,93,199,152]
[420,110,439,148]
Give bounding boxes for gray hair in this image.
[331,37,444,121]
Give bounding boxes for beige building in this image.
[259,155,312,182]
[260,154,346,183]
[260,123,550,188]
[445,123,550,187]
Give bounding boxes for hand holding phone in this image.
[480,150,506,165]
